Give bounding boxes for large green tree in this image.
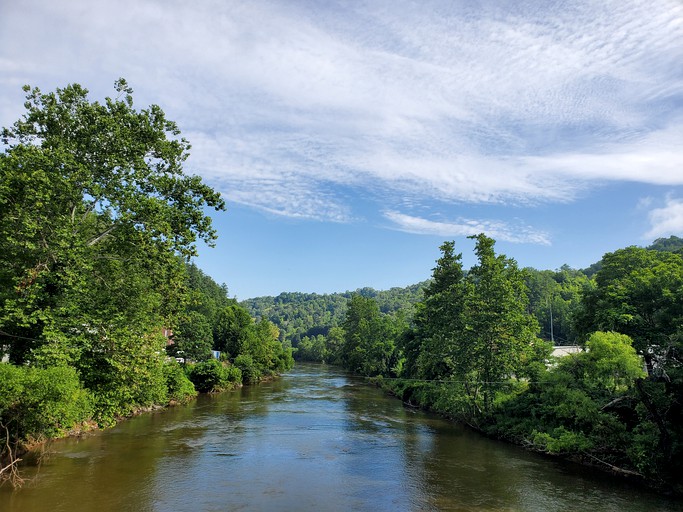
[0,80,224,418]
[406,241,467,380]
[340,295,403,376]
[574,246,683,481]
[169,310,214,362]
[574,246,683,371]
[462,234,546,413]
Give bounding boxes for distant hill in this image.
[241,281,428,345]
[647,235,683,254]
[582,236,683,277]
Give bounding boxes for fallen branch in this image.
[582,452,643,478]
[0,423,25,488]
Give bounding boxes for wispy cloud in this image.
[384,211,551,245]
[644,197,683,239]
[1,0,682,223]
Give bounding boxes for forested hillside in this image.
[249,236,683,359]
[244,268,589,357]
[242,282,427,348]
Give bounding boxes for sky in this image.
[1,0,682,300]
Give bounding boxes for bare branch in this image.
[87,224,117,246]
[0,423,25,488]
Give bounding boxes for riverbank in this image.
[373,376,682,497]
[0,373,244,489]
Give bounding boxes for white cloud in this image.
[384,211,551,245]
[1,0,682,221]
[644,197,683,239]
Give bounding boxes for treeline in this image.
[242,282,426,351]
[284,235,683,492]
[171,263,293,386]
[246,264,589,362]
[0,81,291,484]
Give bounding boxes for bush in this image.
[81,330,169,425]
[0,364,92,444]
[225,365,243,384]
[531,427,593,454]
[188,359,240,393]
[234,354,261,384]
[164,361,197,403]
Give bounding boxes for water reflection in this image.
[1,364,680,511]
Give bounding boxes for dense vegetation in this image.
[257,235,682,492]
[242,282,426,357]
[245,264,588,361]
[0,81,292,485]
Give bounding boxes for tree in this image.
[169,310,213,362]
[648,236,683,254]
[582,331,645,393]
[340,295,401,376]
[0,79,225,421]
[574,246,683,481]
[574,247,683,372]
[297,335,328,362]
[406,241,467,380]
[325,326,345,364]
[463,234,545,413]
[213,303,254,358]
[240,282,425,348]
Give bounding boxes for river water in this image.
[1,363,680,511]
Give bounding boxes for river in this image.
[1,363,680,511]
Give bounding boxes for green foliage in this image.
[0,79,226,438]
[163,361,197,403]
[465,235,542,401]
[380,236,683,490]
[296,335,328,362]
[242,282,426,349]
[648,236,683,254]
[574,246,683,362]
[0,364,92,444]
[81,329,169,426]
[325,326,346,364]
[583,331,645,392]
[571,245,683,488]
[187,359,240,393]
[524,266,589,344]
[531,428,593,454]
[408,241,467,380]
[213,303,254,357]
[339,295,405,377]
[169,310,213,362]
[234,354,261,384]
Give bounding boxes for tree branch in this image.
[0,423,24,488]
[87,224,117,246]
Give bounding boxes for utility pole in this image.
[549,299,554,344]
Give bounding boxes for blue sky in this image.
[1,0,682,299]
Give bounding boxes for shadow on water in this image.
[1,363,681,511]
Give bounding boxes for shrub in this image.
[0,364,92,444]
[164,361,197,403]
[188,359,240,393]
[234,354,261,384]
[531,427,593,454]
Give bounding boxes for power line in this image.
[369,376,547,384]
[0,329,45,343]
